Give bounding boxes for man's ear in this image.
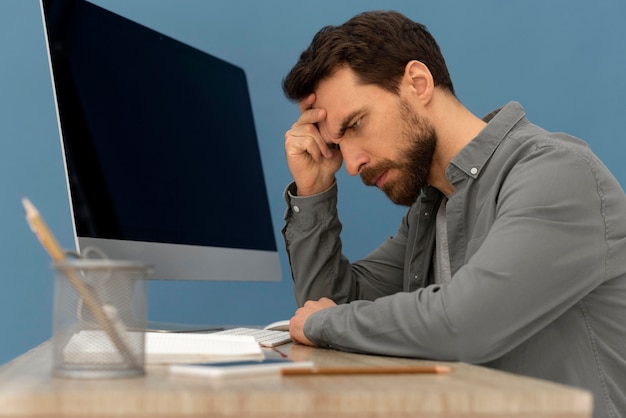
[402,60,434,104]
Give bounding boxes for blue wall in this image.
[1,0,625,364]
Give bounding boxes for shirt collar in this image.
[446,101,527,183]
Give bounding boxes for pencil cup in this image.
[51,259,151,379]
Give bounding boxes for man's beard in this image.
[360,99,437,206]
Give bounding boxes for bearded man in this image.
[281,10,626,418]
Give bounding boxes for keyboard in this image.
[213,328,292,347]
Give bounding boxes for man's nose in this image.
[340,142,368,176]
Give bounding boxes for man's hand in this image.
[289,297,337,346]
[284,94,343,196]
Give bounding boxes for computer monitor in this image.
[40,0,281,282]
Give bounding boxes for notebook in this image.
[62,331,263,364]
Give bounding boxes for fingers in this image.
[286,107,333,162]
[284,94,342,196]
[289,297,337,347]
[293,94,334,160]
[286,120,328,163]
[291,107,326,131]
[300,298,337,313]
[289,310,314,346]
[298,93,316,113]
[317,297,337,308]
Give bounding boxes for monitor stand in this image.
[145,320,224,333]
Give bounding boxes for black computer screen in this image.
[42,0,276,253]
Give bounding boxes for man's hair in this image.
[282,11,455,102]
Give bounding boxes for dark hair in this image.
[282,10,455,102]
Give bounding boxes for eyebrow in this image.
[334,109,364,139]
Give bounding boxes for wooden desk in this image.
[0,340,592,417]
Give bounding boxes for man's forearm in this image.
[282,182,356,305]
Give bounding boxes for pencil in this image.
[22,197,140,369]
[22,197,66,262]
[281,365,451,376]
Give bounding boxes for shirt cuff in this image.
[303,307,333,348]
[282,181,338,225]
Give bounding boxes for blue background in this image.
[1,0,625,365]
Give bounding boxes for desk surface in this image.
[0,339,592,417]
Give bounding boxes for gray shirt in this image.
[282,102,626,418]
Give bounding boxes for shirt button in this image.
[292,206,300,213]
[470,167,478,175]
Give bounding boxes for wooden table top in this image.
[0,339,593,417]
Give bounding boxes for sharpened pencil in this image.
[281,365,451,376]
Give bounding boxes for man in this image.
[281,10,626,417]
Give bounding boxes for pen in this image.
[281,365,452,376]
[22,197,140,368]
[271,347,289,358]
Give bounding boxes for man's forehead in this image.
[313,67,358,105]
[312,71,360,136]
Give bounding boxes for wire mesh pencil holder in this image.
[51,250,151,379]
